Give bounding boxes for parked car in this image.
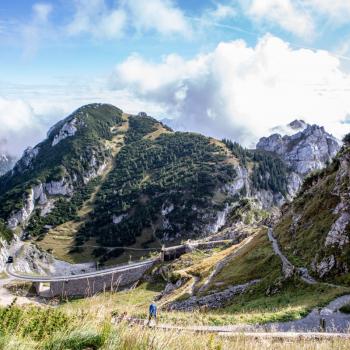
[6,256,13,264]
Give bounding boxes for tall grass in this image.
[0,295,350,349]
[1,321,350,350]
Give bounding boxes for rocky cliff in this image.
[257,120,341,196]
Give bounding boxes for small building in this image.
[138,112,147,117]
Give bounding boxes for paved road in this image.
[5,258,157,282]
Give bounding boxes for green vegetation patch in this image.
[274,169,343,270]
[0,219,13,243]
[222,139,289,195]
[0,306,71,341]
[0,104,123,220]
[26,177,101,239]
[208,229,279,290]
[78,130,237,260]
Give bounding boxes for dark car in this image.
[6,256,13,264]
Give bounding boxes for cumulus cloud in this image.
[0,80,164,156]
[124,0,191,37]
[66,0,126,39]
[0,97,46,155]
[65,0,191,39]
[245,0,314,38]
[110,35,350,146]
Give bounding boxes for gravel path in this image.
[154,294,350,333]
[198,234,256,293]
[126,293,350,334]
[267,228,316,284]
[0,276,40,306]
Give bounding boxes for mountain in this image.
[274,136,350,283]
[0,104,294,262]
[0,153,16,176]
[257,119,341,196]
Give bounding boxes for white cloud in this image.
[205,3,237,20]
[21,2,53,58]
[245,0,314,38]
[0,97,44,155]
[66,0,191,39]
[124,0,191,37]
[66,0,126,39]
[33,3,52,22]
[111,35,350,146]
[0,79,163,156]
[304,0,350,22]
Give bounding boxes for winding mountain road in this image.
[267,228,316,284]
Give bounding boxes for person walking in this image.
[147,302,157,326]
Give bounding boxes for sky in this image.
[1,0,350,155]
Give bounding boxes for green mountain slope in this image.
[274,140,350,285]
[0,104,292,263]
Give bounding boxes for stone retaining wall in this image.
[35,260,156,298]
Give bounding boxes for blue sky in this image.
[1,0,350,155]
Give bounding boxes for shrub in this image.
[342,133,350,145]
[0,306,70,341]
[44,330,104,350]
[339,304,350,314]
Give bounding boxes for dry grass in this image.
[1,280,350,349]
[143,123,171,141]
[1,313,350,350]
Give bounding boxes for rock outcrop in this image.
[52,118,80,146]
[13,146,40,173]
[0,154,16,176]
[167,280,260,311]
[257,120,341,196]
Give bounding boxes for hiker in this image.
[147,302,157,326]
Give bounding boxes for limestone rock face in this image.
[257,120,341,196]
[52,118,79,146]
[7,188,36,229]
[257,122,340,176]
[44,178,73,196]
[13,146,40,173]
[312,255,336,278]
[0,154,16,176]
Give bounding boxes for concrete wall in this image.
[36,260,155,298]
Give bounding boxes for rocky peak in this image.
[13,146,40,173]
[0,153,16,176]
[257,122,341,176]
[288,119,307,130]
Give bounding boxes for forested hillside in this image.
[0,104,297,263]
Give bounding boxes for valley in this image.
[0,104,349,348]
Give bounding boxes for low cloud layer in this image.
[2,35,350,157]
[0,85,162,156]
[111,35,350,146]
